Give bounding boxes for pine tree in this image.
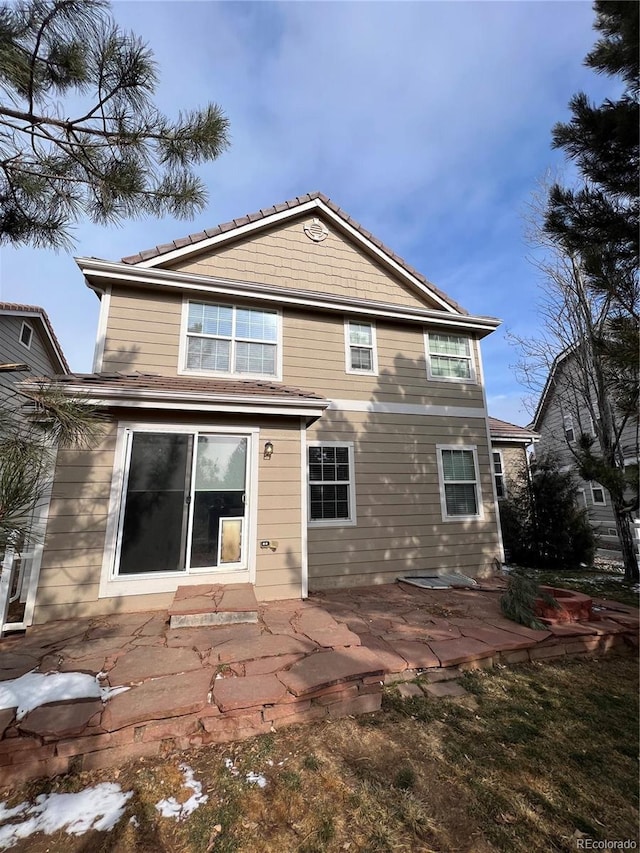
[0,0,229,249]
[542,0,639,582]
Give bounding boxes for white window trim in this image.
[343,318,378,376]
[577,487,587,508]
[19,321,33,350]
[178,297,283,381]
[99,422,259,599]
[307,440,357,528]
[436,444,484,522]
[424,332,477,384]
[590,482,606,506]
[493,449,507,499]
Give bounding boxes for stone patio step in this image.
[168,583,259,629]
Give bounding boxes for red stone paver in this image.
[277,648,384,697]
[0,709,15,737]
[0,653,39,680]
[459,624,535,650]
[215,633,317,664]
[358,634,408,674]
[101,668,215,731]
[428,637,494,667]
[382,639,440,669]
[423,681,470,699]
[166,622,262,650]
[243,654,305,676]
[482,617,552,641]
[19,700,103,738]
[293,607,361,648]
[107,646,202,684]
[212,673,288,712]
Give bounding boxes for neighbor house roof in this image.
[0,303,70,373]
[119,191,468,316]
[29,372,329,420]
[488,417,539,444]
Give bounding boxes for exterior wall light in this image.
[264,441,274,459]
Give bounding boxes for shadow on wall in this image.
[309,352,500,586]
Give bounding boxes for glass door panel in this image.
[118,432,192,574]
[189,436,247,569]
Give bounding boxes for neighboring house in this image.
[0,302,69,402]
[531,348,639,558]
[488,417,538,500]
[0,303,70,632]
[26,192,505,625]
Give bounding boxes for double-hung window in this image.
[345,320,377,374]
[426,333,475,381]
[184,302,280,378]
[437,446,483,520]
[308,442,356,525]
[590,482,606,506]
[493,450,506,499]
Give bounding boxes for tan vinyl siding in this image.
[285,309,484,406]
[33,414,302,621]
[102,288,182,374]
[306,410,501,589]
[496,445,528,496]
[167,216,439,311]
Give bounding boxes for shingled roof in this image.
[120,191,466,315]
[47,372,326,402]
[0,302,70,373]
[488,417,538,443]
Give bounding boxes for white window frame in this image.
[344,318,378,375]
[99,422,259,599]
[590,482,606,506]
[577,487,587,509]
[19,321,33,350]
[425,332,476,383]
[493,450,506,499]
[563,414,575,443]
[178,298,283,381]
[436,444,484,522]
[307,440,357,528]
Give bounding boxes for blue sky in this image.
[0,1,615,424]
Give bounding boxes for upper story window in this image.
[19,322,33,349]
[425,333,475,382]
[493,450,506,499]
[344,319,377,375]
[563,414,575,443]
[184,302,280,379]
[590,482,606,506]
[436,445,483,520]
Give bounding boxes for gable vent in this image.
[303,218,329,243]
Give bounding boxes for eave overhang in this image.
[76,258,502,338]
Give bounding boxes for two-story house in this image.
[488,417,538,501]
[532,348,639,559]
[25,192,504,624]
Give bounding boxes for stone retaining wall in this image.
[2,630,636,788]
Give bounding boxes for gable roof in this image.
[0,303,70,373]
[530,346,575,431]
[120,191,467,316]
[488,416,538,444]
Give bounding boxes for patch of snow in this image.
[0,784,133,849]
[129,815,139,827]
[155,764,208,821]
[0,672,129,721]
[245,772,267,788]
[224,758,239,776]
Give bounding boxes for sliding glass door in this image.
[116,430,249,577]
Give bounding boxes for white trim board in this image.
[77,258,501,337]
[328,400,486,418]
[92,286,111,372]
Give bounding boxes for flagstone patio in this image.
[0,580,637,787]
